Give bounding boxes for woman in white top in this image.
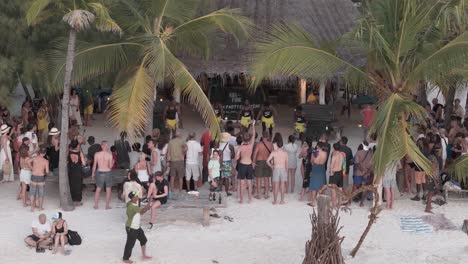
[128,143,141,169]
[283,135,299,193]
[0,124,14,182]
[135,153,150,190]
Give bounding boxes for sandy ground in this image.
[1,103,467,264]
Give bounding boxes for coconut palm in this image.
[252,0,468,257]
[47,0,251,138]
[26,0,121,211]
[252,0,468,180]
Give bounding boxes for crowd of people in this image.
[0,91,467,262]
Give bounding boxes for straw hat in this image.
[49,127,61,136]
[221,132,231,143]
[0,124,11,135]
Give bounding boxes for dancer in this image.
[213,102,224,125]
[294,106,306,134]
[163,96,182,137]
[237,100,254,132]
[257,102,276,136]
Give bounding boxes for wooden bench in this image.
[164,192,227,226]
[46,169,127,188]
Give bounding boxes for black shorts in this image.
[237,163,254,180]
[153,197,167,205]
[28,235,40,242]
[329,171,343,188]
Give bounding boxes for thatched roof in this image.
[183,0,361,76]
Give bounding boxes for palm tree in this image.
[48,0,252,138]
[251,0,468,256]
[252,0,468,181]
[26,0,121,211]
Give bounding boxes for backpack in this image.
[67,230,82,245]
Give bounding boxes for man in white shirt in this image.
[185,132,203,190]
[24,214,52,251]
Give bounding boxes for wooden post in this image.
[299,79,307,104]
[317,195,331,226]
[463,220,468,235]
[202,207,210,227]
[173,87,181,103]
[319,81,326,105]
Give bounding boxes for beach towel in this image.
[420,214,457,231]
[399,216,433,234]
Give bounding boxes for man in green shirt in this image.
[123,191,152,263]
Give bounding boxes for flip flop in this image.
[210,213,220,218]
[223,216,234,222]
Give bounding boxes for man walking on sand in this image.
[30,147,49,212]
[123,191,152,263]
[253,131,273,199]
[235,120,256,204]
[92,141,114,209]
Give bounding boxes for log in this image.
[317,195,331,226]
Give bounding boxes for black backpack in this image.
[67,230,82,245]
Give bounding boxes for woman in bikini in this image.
[51,212,68,255]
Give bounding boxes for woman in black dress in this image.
[68,139,86,206]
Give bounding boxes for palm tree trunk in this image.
[58,28,77,211]
[444,85,456,129]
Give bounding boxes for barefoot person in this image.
[237,100,254,133]
[219,132,235,196]
[329,143,346,207]
[163,96,182,137]
[24,213,52,251]
[252,131,273,199]
[267,134,288,204]
[383,160,400,210]
[19,146,33,207]
[308,143,328,207]
[92,141,114,209]
[51,212,68,255]
[30,147,49,212]
[235,120,256,203]
[147,171,168,229]
[123,191,152,263]
[257,102,277,136]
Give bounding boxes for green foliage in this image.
[47,0,252,137]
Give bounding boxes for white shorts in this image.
[272,168,288,183]
[20,169,32,184]
[185,164,200,181]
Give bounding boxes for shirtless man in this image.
[30,147,49,212]
[92,141,114,209]
[266,137,288,205]
[253,131,273,199]
[235,120,256,204]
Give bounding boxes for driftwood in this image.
[318,184,381,258]
[303,195,345,264]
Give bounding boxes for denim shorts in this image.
[96,171,112,188]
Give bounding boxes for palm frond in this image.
[88,2,122,34]
[107,63,155,138]
[409,32,468,85]
[26,0,52,25]
[63,9,95,31]
[250,23,367,89]
[113,0,151,33]
[451,155,468,182]
[370,93,433,180]
[169,8,252,59]
[47,41,142,93]
[150,0,198,26]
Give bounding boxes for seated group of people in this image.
[121,169,169,229]
[24,213,69,255]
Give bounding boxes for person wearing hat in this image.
[219,132,235,196]
[123,191,152,263]
[46,128,61,175]
[0,124,14,182]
